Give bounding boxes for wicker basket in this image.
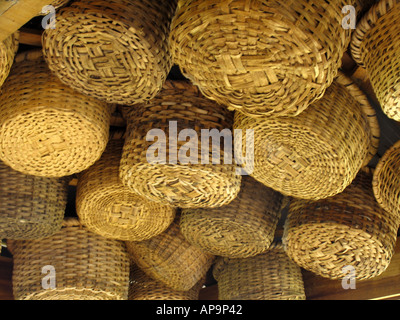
[0,32,19,88]
[283,169,399,280]
[234,72,380,200]
[42,0,177,105]
[126,217,215,292]
[120,80,242,209]
[0,160,69,240]
[8,218,130,300]
[77,139,176,241]
[180,175,285,258]
[213,242,306,300]
[351,0,400,121]
[129,265,204,301]
[170,0,362,118]
[0,50,112,177]
[39,0,70,14]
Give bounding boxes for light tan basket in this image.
[39,0,70,14]
[0,32,19,88]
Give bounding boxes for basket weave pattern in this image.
[0,32,19,88]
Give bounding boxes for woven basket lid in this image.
[0,31,19,88]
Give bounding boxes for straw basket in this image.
[42,0,177,105]
[126,217,215,291]
[129,265,204,300]
[120,80,242,209]
[0,160,69,240]
[9,218,130,300]
[170,0,361,118]
[234,72,380,200]
[0,32,19,88]
[77,139,176,241]
[213,242,306,300]
[39,0,70,14]
[351,0,400,121]
[180,176,285,258]
[283,169,399,280]
[0,50,112,177]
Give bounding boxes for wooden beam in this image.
[0,256,13,300]
[18,27,42,47]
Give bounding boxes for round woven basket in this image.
[42,0,177,105]
[351,0,400,121]
[170,0,361,118]
[0,32,19,88]
[129,265,204,301]
[126,217,215,292]
[234,72,380,200]
[180,175,285,258]
[0,160,69,240]
[213,242,306,300]
[283,168,399,280]
[8,218,130,300]
[77,139,176,241]
[39,0,70,14]
[120,80,242,209]
[0,50,112,177]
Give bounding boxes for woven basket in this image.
[0,160,69,240]
[77,139,176,241]
[8,218,130,300]
[120,80,242,209]
[213,242,306,300]
[351,0,400,121]
[126,217,215,291]
[0,32,19,88]
[0,50,112,177]
[180,175,285,258]
[42,0,177,105]
[129,265,204,301]
[283,169,399,280]
[234,72,380,200]
[170,0,362,118]
[39,0,70,14]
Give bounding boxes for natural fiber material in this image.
[170,0,360,118]
[180,176,284,258]
[351,0,400,121]
[0,32,19,88]
[0,160,68,240]
[0,50,112,177]
[42,0,177,105]
[129,265,204,300]
[283,169,399,280]
[9,218,130,300]
[120,80,241,208]
[39,0,70,14]
[126,218,215,291]
[234,72,380,200]
[213,242,306,300]
[77,139,176,241]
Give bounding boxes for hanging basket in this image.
[120,80,242,208]
[126,217,215,292]
[180,175,285,258]
[351,0,400,121]
[0,50,112,177]
[42,0,177,105]
[77,139,176,241]
[234,72,380,200]
[283,168,399,280]
[8,218,130,300]
[213,242,306,300]
[170,0,362,118]
[0,32,19,88]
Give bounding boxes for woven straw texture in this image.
[120,80,242,209]
[0,32,19,88]
[0,50,112,177]
[0,160,68,240]
[234,72,380,200]
[283,169,399,280]
[77,139,176,241]
[39,0,70,14]
[213,242,306,300]
[180,175,285,258]
[351,0,400,121]
[126,217,215,291]
[9,218,130,300]
[170,0,359,118]
[42,0,177,105]
[129,265,204,300]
